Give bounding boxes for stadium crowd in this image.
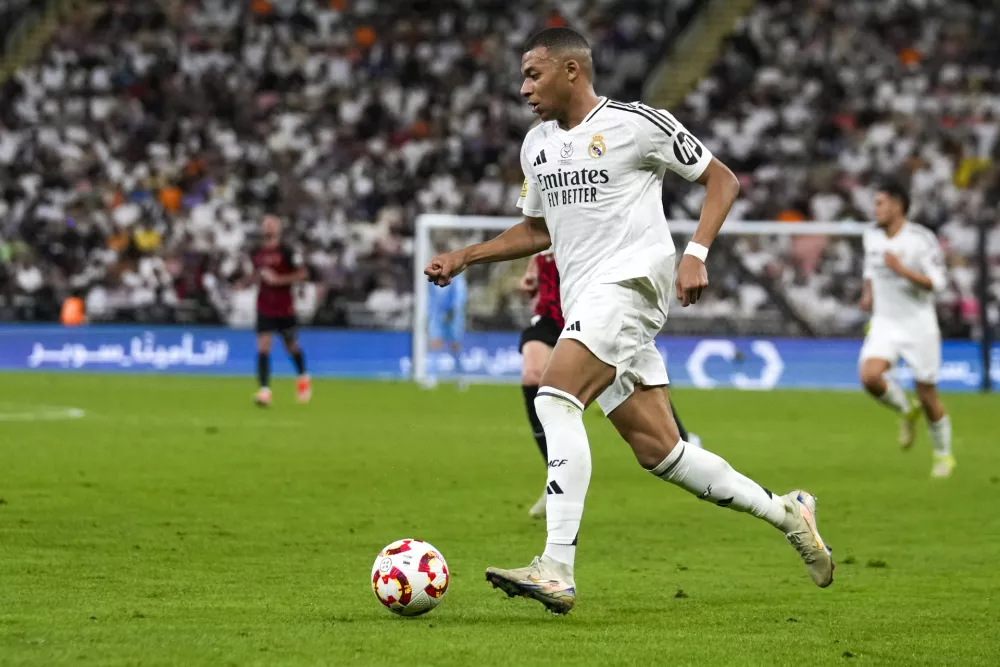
[665,0,1000,337]
[0,0,39,50]
[0,0,996,338]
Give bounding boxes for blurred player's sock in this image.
[650,440,795,532]
[535,387,591,569]
[427,351,450,385]
[876,377,910,414]
[290,349,306,375]
[257,352,270,389]
[928,414,952,456]
[521,385,548,460]
[291,347,311,402]
[899,399,922,449]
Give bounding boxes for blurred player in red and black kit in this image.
[248,215,311,407]
[518,251,699,517]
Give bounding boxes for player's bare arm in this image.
[883,252,934,290]
[519,255,540,295]
[675,158,740,307]
[263,266,307,287]
[425,216,550,287]
[860,278,873,312]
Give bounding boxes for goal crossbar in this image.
[412,214,870,382]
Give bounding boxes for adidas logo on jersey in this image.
[533,150,548,166]
[565,321,581,332]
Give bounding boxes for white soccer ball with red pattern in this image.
[371,539,450,616]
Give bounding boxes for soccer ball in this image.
[371,538,450,616]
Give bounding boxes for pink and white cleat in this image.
[782,490,834,588]
[486,555,576,614]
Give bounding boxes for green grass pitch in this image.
[1,373,998,666]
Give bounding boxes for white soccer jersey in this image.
[862,222,946,334]
[516,98,712,315]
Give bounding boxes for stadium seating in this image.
[665,0,999,337]
[1,0,34,50]
[0,0,688,327]
[0,0,996,338]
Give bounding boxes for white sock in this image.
[535,386,591,570]
[928,414,952,456]
[650,440,796,533]
[875,377,910,414]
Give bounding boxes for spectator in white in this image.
[15,257,43,295]
[365,274,411,330]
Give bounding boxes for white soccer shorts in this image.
[859,325,942,384]
[560,277,668,415]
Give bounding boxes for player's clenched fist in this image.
[519,272,538,296]
[424,250,469,287]
[675,254,708,307]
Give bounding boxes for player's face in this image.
[262,217,281,244]
[873,192,900,228]
[520,48,570,122]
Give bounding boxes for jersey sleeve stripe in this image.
[635,103,678,132]
[607,101,675,137]
[608,100,678,132]
[583,97,610,123]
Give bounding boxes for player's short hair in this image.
[523,27,591,56]
[877,180,910,214]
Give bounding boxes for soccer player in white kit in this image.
[424,27,834,614]
[859,182,955,478]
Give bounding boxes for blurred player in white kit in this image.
[859,182,955,478]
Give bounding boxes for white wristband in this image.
[684,242,709,262]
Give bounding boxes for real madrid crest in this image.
[588,134,606,158]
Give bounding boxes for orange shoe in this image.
[296,375,312,403]
[254,387,272,407]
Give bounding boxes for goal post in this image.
[412,214,870,386]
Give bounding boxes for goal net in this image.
[412,214,869,386]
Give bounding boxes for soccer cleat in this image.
[254,387,272,407]
[485,555,576,615]
[528,491,546,519]
[296,375,312,403]
[931,454,956,479]
[899,400,922,449]
[782,490,834,588]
